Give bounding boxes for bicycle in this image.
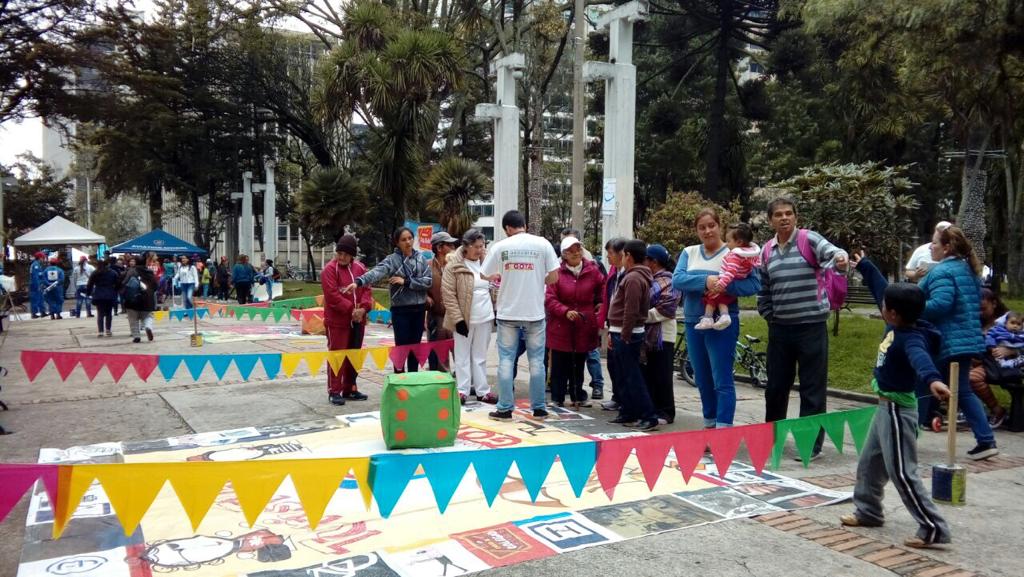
[283,264,314,282]
[674,320,768,389]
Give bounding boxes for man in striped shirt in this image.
[758,197,849,461]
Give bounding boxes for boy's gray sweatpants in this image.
[853,400,951,544]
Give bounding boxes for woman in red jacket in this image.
[546,236,605,408]
[321,235,374,406]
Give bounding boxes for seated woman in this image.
[968,289,1011,428]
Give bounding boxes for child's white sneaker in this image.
[695,316,715,330]
[712,315,732,330]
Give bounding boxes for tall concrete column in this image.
[240,171,254,258]
[474,53,524,241]
[584,1,647,251]
[263,161,277,263]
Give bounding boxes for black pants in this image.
[766,321,828,451]
[427,313,450,371]
[94,300,114,333]
[217,279,230,300]
[642,341,676,423]
[392,304,426,373]
[235,282,252,305]
[550,351,587,404]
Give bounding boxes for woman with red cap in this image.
[321,235,374,406]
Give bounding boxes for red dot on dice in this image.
[437,408,449,420]
[396,409,408,421]
[438,389,450,400]
[437,429,448,440]
[396,389,409,401]
[395,429,407,442]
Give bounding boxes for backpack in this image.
[271,267,280,281]
[123,275,143,305]
[762,229,848,311]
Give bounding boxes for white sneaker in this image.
[712,315,732,330]
[695,316,715,330]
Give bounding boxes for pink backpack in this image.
[762,229,848,311]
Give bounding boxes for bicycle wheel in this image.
[675,344,697,387]
[746,351,768,389]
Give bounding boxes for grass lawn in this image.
[279,281,391,308]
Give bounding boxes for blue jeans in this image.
[610,332,656,421]
[497,319,547,412]
[202,284,210,297]
[180,283,195,309]
[30,288,44,315]
[587,348,604,391]
[686,320,738,427]
[918,354,996,445]
[74,286,92,316]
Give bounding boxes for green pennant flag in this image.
[845,406,877,453]
[822,413,848,455]
[272,308,287,322]
[257,309,271,322]
[770,406,879,469]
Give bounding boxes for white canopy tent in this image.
[13,216,105,246]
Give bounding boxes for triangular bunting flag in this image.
[368,348,389,370]
[554,442,596,498]
[79,355,107,382]
[261,354,282,380]
[169,310,184,321]
[671,429,708,483]
[166,463,229,531]
[182,356,209,381]
[271,308,287,323]
[158,355,184,381]
[368,454,419,518]
[257,309,271,322]
[289,459,351,529]
[20,350,52,382]
[233,355,260,381]
[229,464,288,526]
[88,464,168,535]
[326,351,345,376]
[280,354,303,378]
[631,435,676,490]
[51,352,81,381]
[411,343,434,365]
[388,345,411,371]
[595,438,635,499]
[345,350,368,373]
[105,355,134,383]
[348,458,373,510]
[0,465,58,526]
[53,464,91,538]
[741,423,775,474]
[431,340,454,363]
[514,447,558,502]
[197,308,209,319]
[290,310,301,321]
[822,412,847,455]
[131,356,159,381]
[303,352,328,375]
[209,356,233,380]
[419,452,474,513]
[469,449,516,506]
[706,426,746,479]
[846,406,877,454]
[152,310,168,321]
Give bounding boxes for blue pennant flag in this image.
[157,355,184,381]
[209,356,233,380]
[169,310,185,321]
[369,454,420,518]
[260,354,282,380]
[419,451,474,513]
[469,449,516,506]
[182,356,208,380]
[369,310,392,324]
[233,354,260,380]
[551,442,597,498]
[197,308,209,319]
[513,447,558,502]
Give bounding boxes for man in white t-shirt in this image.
[481,210,560,421]
[905,221,952,282]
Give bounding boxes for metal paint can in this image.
[931,463,966,505]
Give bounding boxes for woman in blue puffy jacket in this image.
[918,226,998,460]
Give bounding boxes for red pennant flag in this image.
[706,426,746,479]
[671,429,709,483]
[0,464,58,525]
[105,355,134,383]
[389,345,413,370]
[412,343,434,365]
[632,434,677,490]
[20,351,52,382]
[51,353,80,381]
[290,310,300,321]
[431,340,454,362]
[79,355,107,382]
[594,438,634,499]
[131,356,159,381]
[741,423,775,474]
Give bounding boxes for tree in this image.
[423,157,490,237]
[2,153,75,235]
[297,167,371,250]
[769,162,919,270]
[635,191,737,257]
[91,197,146,245]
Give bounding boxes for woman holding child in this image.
[918,225,998,460]
[671,208,761,429]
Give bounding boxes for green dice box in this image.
[380,371,461,449]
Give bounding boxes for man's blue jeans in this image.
[610,332,656,422]
[587,348,604,392]
[497,319,547,412]
[74,286,92,316]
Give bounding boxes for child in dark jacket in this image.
[985,311,1024,369]
[844,253,952,548]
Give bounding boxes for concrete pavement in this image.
[0,309,1019,577]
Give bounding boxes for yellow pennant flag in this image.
[368,347,389,370]
[303,352,328,375]
[228,463,288,527]
[326,351,345,376]
[152,310,168,321]
[345,350,368,373]
[280,353,304,378]
[51,465,77,538]
[348,458,372,509]
[289,459,355,529]
[165,463,231,531]
[88,464,169,536]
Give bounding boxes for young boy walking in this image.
[844,252,952,548]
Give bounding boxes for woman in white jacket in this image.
[176,255,199,309]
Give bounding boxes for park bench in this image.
[843,284,876,308]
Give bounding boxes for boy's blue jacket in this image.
[857,258,943,393]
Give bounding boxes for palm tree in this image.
[424,157,491,237]
[297,167,370,262]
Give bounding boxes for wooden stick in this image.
[946,362,960,467]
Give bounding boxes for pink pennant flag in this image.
[51,353,81,381]
[290,310,301,321]
[389,345,414,370]
[706,426,746,479]
[412,343,434,365]
[741,423,775,474]
[79,355,107,382]
[594,438,635,499]
[131,357,159,382]
[105,356,134,383]
[20,351,52,382]
[0,464,58,525]
[431,340,455,363]
[670,429,709,483]
[632,434,677,490]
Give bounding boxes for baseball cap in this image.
[560,236,582,253]
[646,244,670,267]
[430,231,458,246]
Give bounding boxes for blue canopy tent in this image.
[110,229,208,256]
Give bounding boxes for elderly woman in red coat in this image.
[321,235,374,406]
[546,236,605,408]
